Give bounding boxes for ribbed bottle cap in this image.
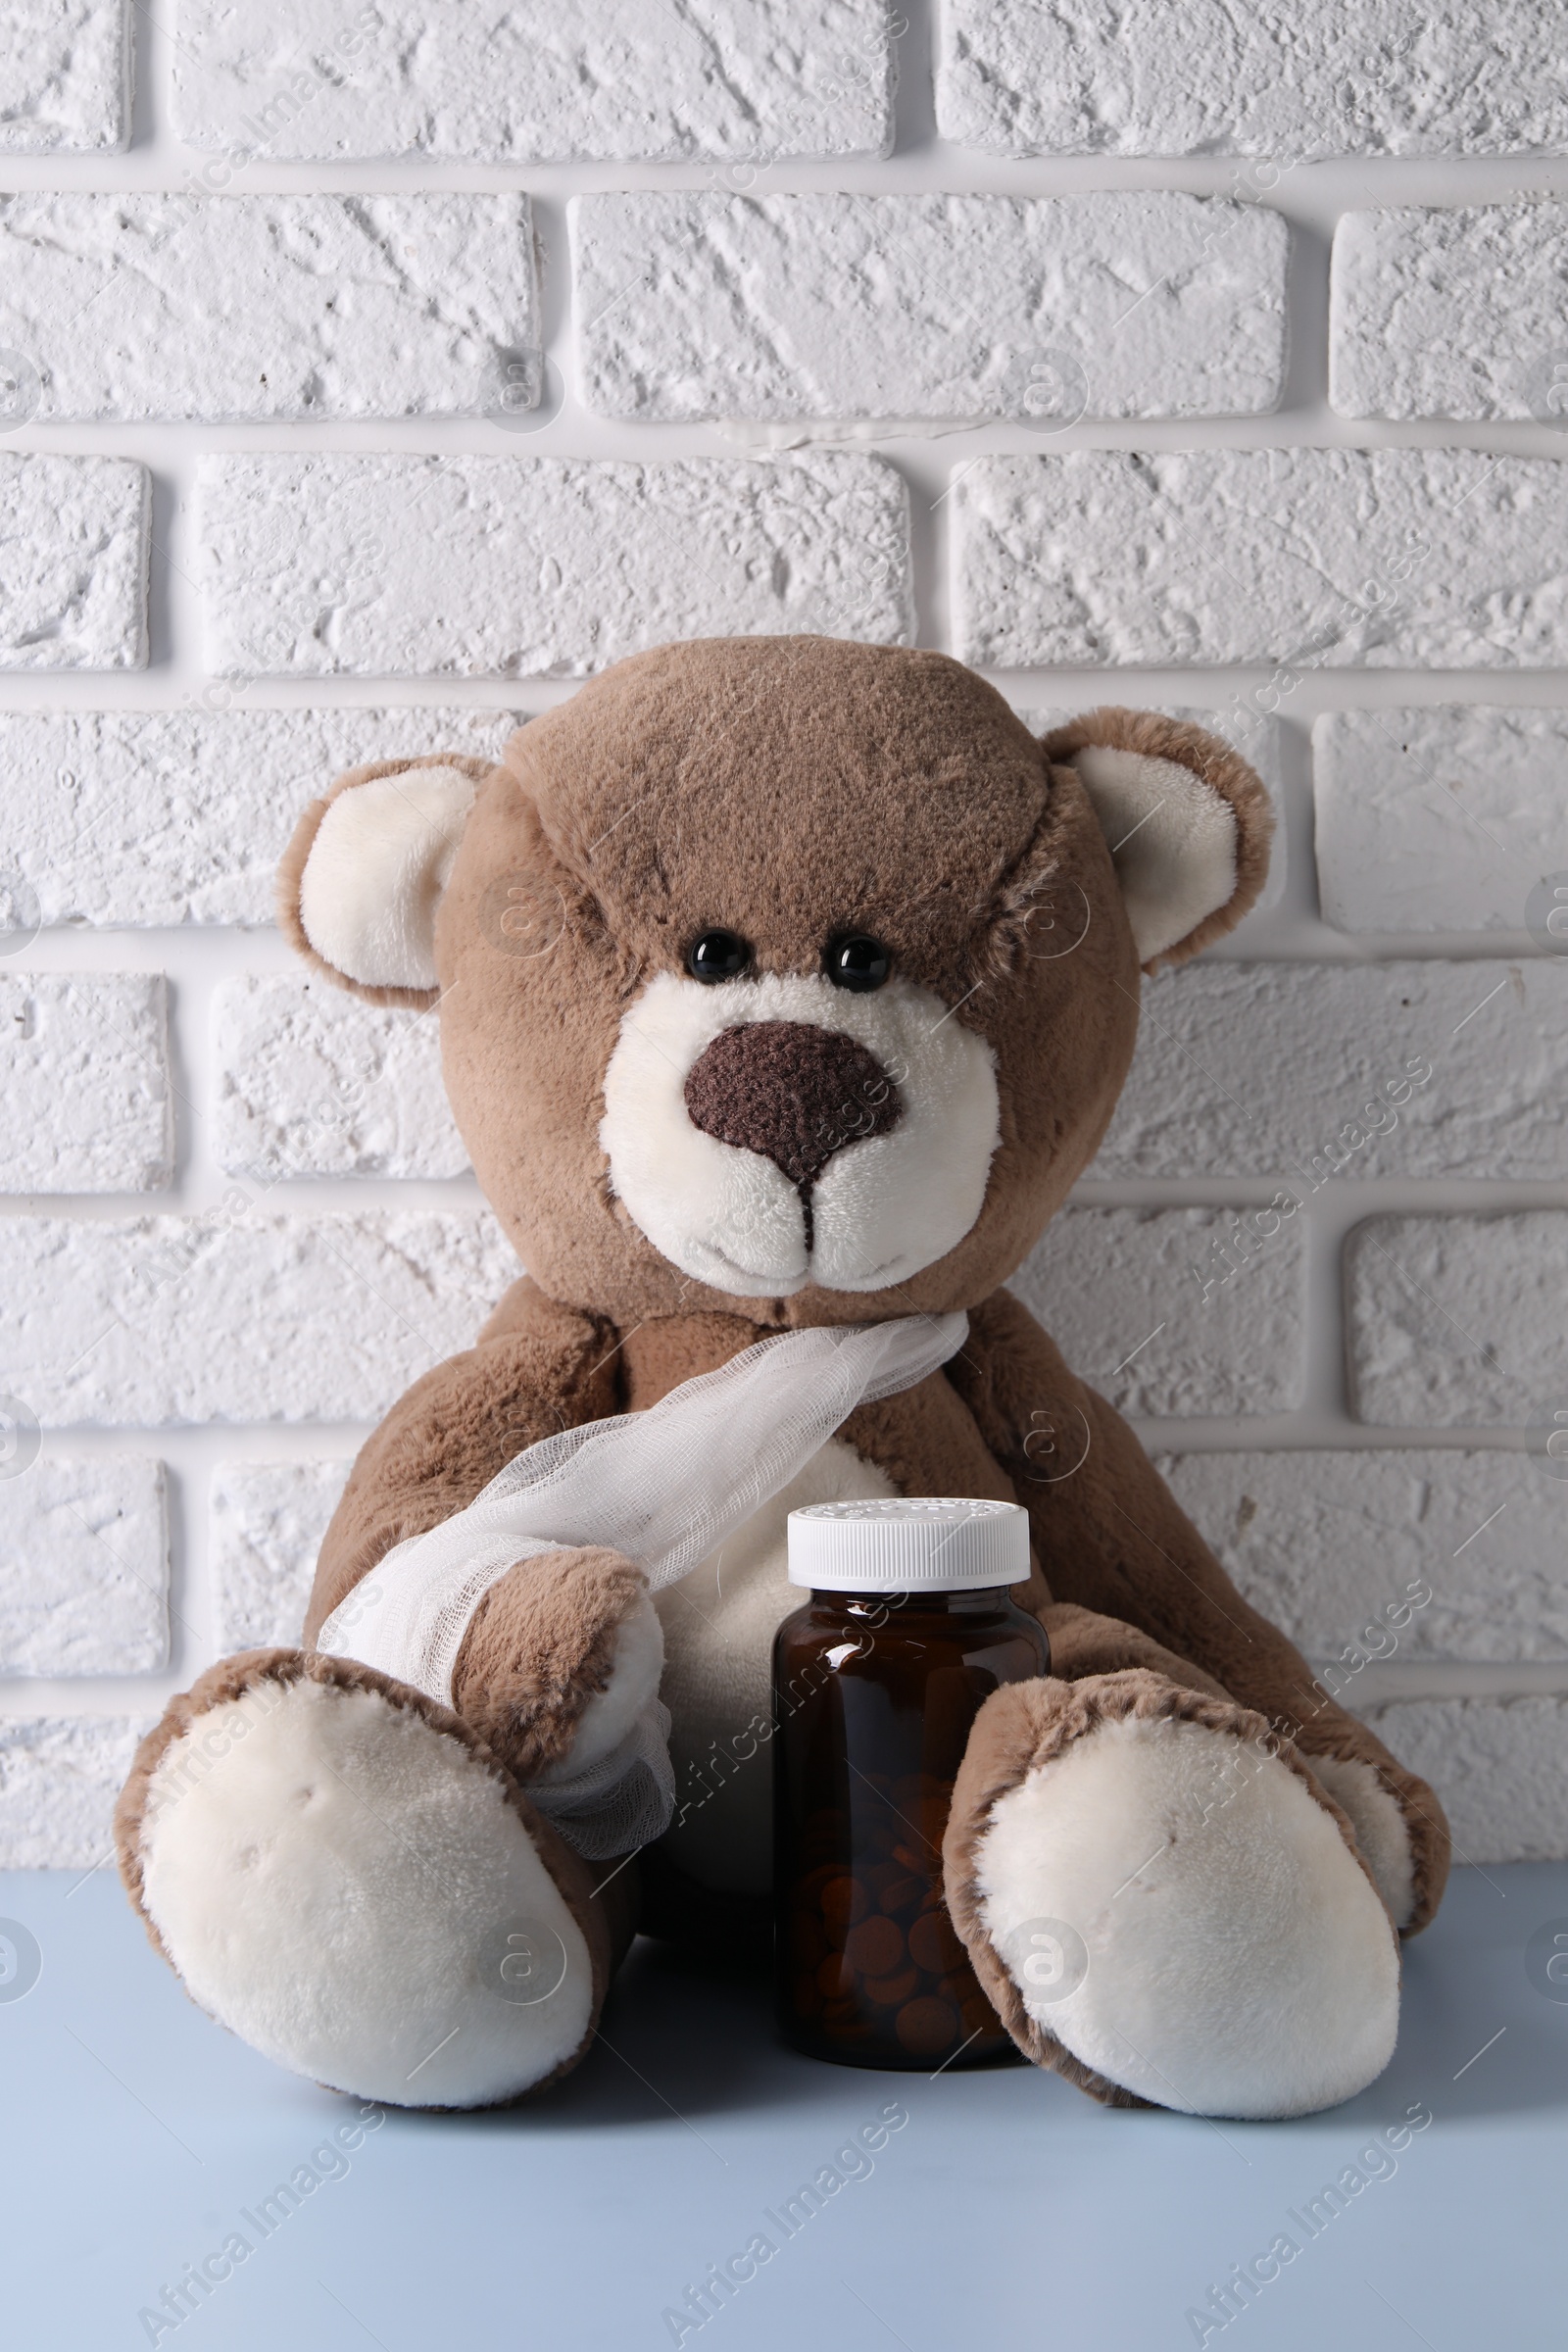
[787,1496,1031,1592]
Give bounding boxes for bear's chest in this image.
[653,1435,899,1896]
[619,1317,1025,1898]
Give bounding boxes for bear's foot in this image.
[945,1670,1400,2121]
[116,1650,610,2109]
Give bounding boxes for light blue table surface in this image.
[4,1861,1565,2351]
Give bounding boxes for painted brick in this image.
[0,1460,168,1675]
[1359,1696,1568,1864]
[936,0,1568,158]
[0,194,537,421]
[0,709,518,929]
[0,1211,518,1426]
[1008,1207,1305,1421]
[0,2,129,153]
[1346,1213,1568,1427]
[1157,1450,1566,1663]
[211,1460,351,1651]
[0,456,147,671]
[172,0,893,162]
[1314,708,1568,935]
[1092,961,1567,1182]
[198,453,912,678]
[0,1715,152,1868]
[0,976,172,1195]
[1022,707,1286,913]
[574,191,1287,421]
[214,975,466,1181]
[951,450,1568,670]
[1331,203,1568,421]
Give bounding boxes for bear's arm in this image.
[947,1287,1333,1737]
[301,1277,623,1645]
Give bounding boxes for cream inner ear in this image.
[1071,745,1239,963]
[297,765,477,991]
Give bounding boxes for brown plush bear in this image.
[116,638,1447,2120]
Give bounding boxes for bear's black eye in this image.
[824,934,892,994]
[687,928,752,984]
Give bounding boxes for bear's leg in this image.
[943,1606,1400,2121]
[116,1649,635,2110]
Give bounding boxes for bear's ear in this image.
[1042,710,1272,970]
[277,756,493,1005]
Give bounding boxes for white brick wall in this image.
[197,452,913,677]
[0,194,539,419]
[0,709,519,925]
[573,191,1288,420]
[0,1210,517,1423]
[214,976,466,1181]
[0,1715,153,1869]
[1012,1208,1306,1420]
[1091,961,1568,1181]
[0,457,147,669]
[1346,1213,1567,1427]
[0,1460,167,1674]
[171,1,895,162]
[1360,1697,1568,1865]
[3,7,1565,1868]
[935,1,1568,158]
[0,2,130,152]
[1330,202,1568,420]
[0,974,172,1192]
[1314,709,1568,934]
[1157,1451,1567,1663]
[210,1460,350,1651]
[952,451,1568,670]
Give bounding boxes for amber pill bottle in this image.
[772,1496,1049,2070]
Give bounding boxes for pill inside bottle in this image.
[772,1496,1050,2070]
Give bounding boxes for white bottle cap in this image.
[787,1496,1031,1593]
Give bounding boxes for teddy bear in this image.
[115,636,1448,2121]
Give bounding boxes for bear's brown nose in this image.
[684,1020,903,1193]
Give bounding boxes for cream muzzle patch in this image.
[598,970,1001,1297]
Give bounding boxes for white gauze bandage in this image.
[317,1311,968,1857]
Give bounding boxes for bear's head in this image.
[279,639,1269,1328]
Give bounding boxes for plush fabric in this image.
[276,753,495,1008]
[431,640,1146,1324]
[118,636,1448,2120]
[946,1288,1448,1932]
[947,1671,1401,2119]
[600,967,1002,1296]
[1041,706,1273,969]
[116,1645,623,2107]
[684,1017,903,1188]
[452,1544,655,1780]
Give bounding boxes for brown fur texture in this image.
[422,641,1150,1327]
[115,1644,627,2103]
[942,1666,1391,2102]
[120,637,1447,2116]
[285,650,1440,1936]
[617,1310,775,1409]
[302,1279,620,1644]
[451,1544,647,1780]
[276,753,498,1009]
[1041,707,1274,969]
[1037,1599,1233,1701]
[947,1289,1449,1931]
